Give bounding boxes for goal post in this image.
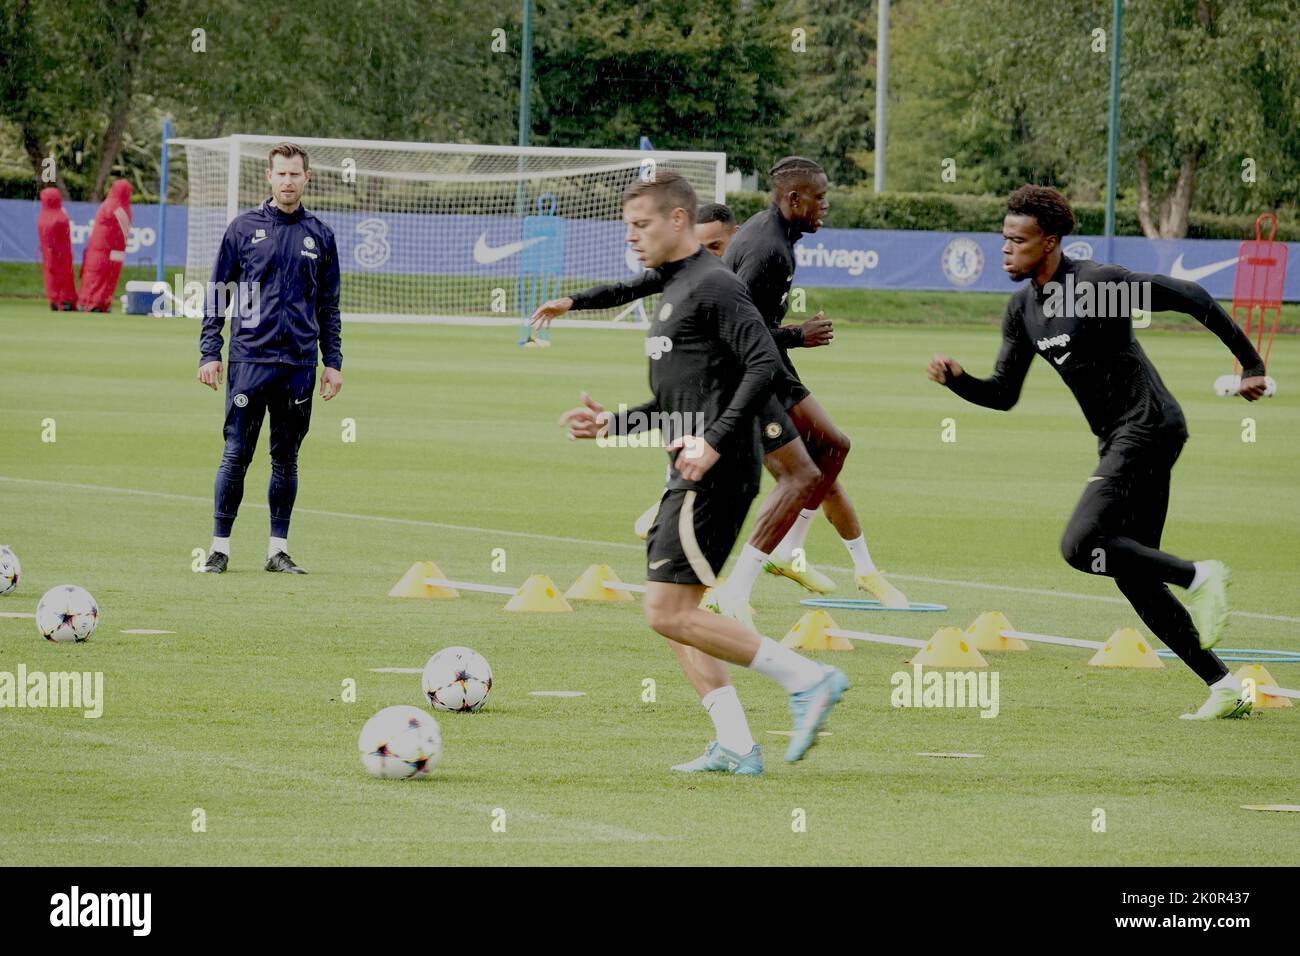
[169,134,726,329]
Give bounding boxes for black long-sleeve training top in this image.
[946,255,1267,448]
[723,205,807,357]
[589,248,781,490]
[569,267,663,312]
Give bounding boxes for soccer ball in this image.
[35,585,99,643]
[357,705,442,779]
[0,546,19,595]
[422,646,493,712]
[1214,374,1242,397]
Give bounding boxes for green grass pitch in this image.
[0,298,1296,865]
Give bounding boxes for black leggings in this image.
[1059,437,1227,685]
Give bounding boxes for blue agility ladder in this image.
[800,598,949,612]
[518,193,566,346]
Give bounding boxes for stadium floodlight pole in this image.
[873,0,889,193]
[515,0,534,217]
[1103,0,1123,252]
[157,116,171,287]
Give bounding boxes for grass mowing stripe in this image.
[5,473,1297,625]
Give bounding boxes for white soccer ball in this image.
[1264,375,1278,397]
[358,705,443,779]
[422,646,493,713]
[0,546,19,595]
[1214,374,1242,397]
[36,584,99,642]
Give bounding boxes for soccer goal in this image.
[169,134,726,332]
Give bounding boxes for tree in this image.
[780,0,875,187]
[885,0,1300,236]
[531,0,792,174]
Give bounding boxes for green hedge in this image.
[724,189,1300,241]
[0,168,158,204]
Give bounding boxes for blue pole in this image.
[157,116,172,289]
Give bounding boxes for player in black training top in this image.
[717,156,909,616]
[532,200,821,632]
[557,171,848,772]
[928,185,1268,720]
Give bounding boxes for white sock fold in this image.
[701,685,756,754]
[269,536,288,559]
[773,509,816,561]
[1209,673,1242,692]
[726,544,767,600]
[843,534,876,575]
[748,636,823,694]
[210,536,230,556]
[1187,560,1210,592]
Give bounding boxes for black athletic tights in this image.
[1058,435,1227,685]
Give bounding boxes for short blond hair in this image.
[267,142,310,172]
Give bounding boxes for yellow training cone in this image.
[966,611,1028,651]
[388,561,458,599]
[504,574,573,612]
[1087,627,1165,668]
[910,627,988,668]
[565,564,635,602]
[781,609,853,651]
[1234,664,1293,709]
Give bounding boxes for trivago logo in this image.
[795,241,879,276]
[70,221,156,253]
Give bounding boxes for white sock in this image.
[843,534,877,575]
[748,636,823,694]
[269,536,288,559]
[1187,561,1211,592]
[1209,673,1242,692]
[210,536,230,556]
[773,509,816,561]
[701,685,756,754]
[726,544,767,601]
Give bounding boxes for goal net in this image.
[169,134,726,328]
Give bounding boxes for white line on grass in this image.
[3,722,669,844]
[4,474,1297,625]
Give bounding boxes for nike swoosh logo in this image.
[1169,254,1239,284]
[251,236,269,244]
[472,233,546,265]
[1053,353,1070,365]
[1087,476,1105,483]
[648,558,671,570]
[294,397,309,405]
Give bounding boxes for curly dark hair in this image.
[1006,185,1075,238]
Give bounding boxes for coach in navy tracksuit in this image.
[197,142,342,574]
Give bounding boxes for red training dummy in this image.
[78,179,133,312]
[37,188,77,310]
